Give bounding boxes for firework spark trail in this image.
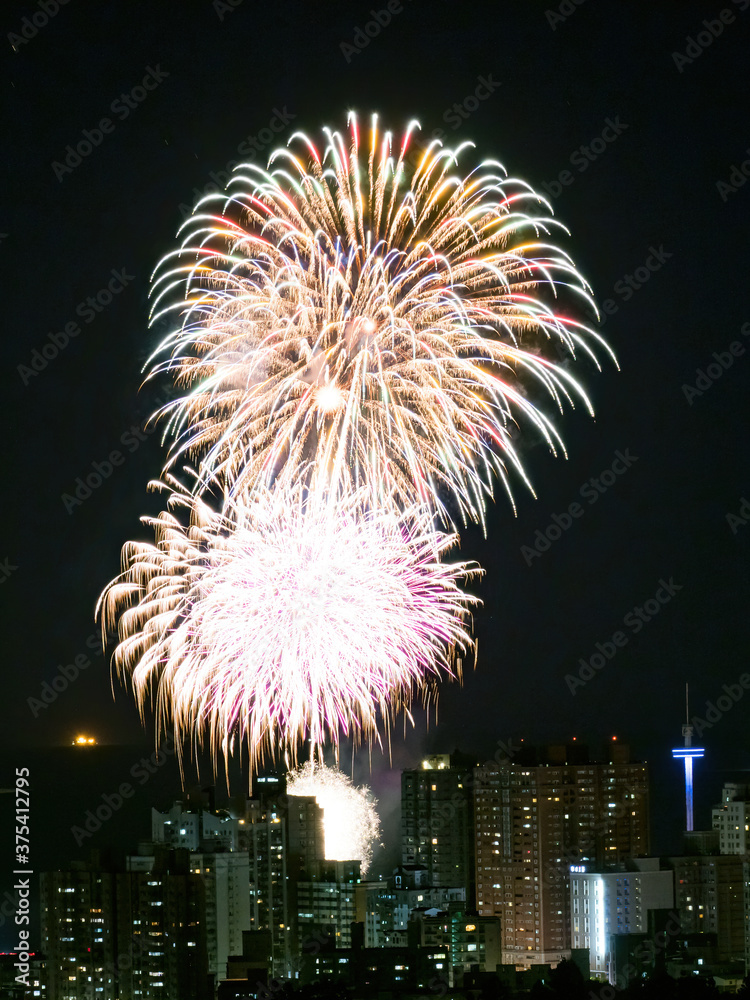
[100,112,609,770]
[148,112,612,524]
[287,761,381,874]
[97,478,480,771]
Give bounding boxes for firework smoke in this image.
[287,761,381,874]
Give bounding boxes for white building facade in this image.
[712,783,750,856]
[569,859,674,981]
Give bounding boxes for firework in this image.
[148,113,611,522]
[287,761,381,874]
[97,479,479,770]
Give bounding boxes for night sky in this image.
[2,0,749,944]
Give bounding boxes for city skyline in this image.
[3,0,749,995]
[26,740,750,994]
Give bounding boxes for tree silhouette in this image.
[529,980,554,998]
[586,983,623,999]
[674,975,720,1000]
[549,959,587,999]
[627,970,676,999]
[479,979,513,1000]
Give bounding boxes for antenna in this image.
[672,682,704,831]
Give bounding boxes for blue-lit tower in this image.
[672,684,704,831]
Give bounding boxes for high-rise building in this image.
[668,853,748,966]
[40,862,117,1000]
[219,929,273,998]
[712,783,750,855]
[151,777,330,982]
[473,741,650,967]
[682,828,720,855]
[0,952,46,998]
[42,781,329,996]
[40,849,209,1000]
[236,773,326,979]
[356,867,466,948]
[298,924,446,994]
[149,795,254,983]
[152,800,240,852]
[409,900,502,987]
[190,853,252,983]
[130,847,252,986]
[569,858,674,978]
[296,859,361,950]
[667,781,750,975]
[401,751,476,902]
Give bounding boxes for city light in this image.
[673,685,705,831]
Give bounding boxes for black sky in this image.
[2,0,749,915]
